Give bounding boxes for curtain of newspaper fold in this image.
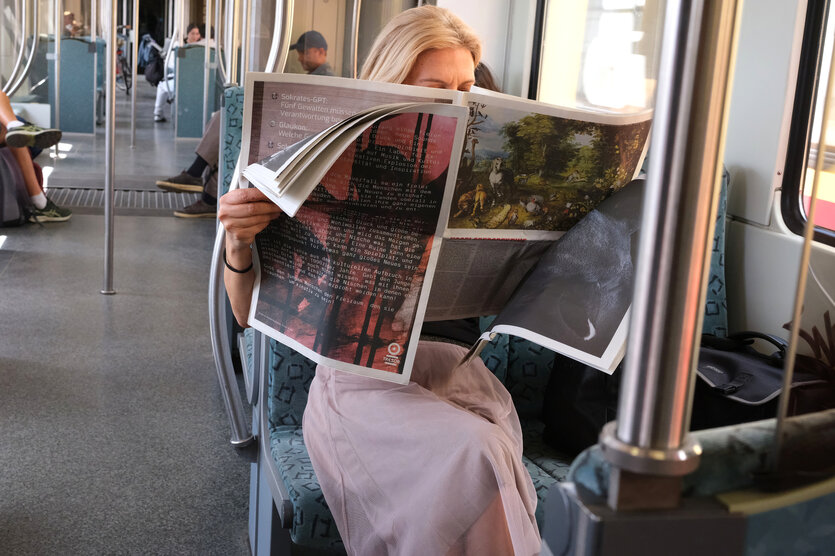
[254,112,459,375]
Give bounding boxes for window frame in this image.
[781,0,835,246]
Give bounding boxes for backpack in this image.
[0,148,31,227]
[144,47,165,87]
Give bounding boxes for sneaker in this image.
[5,124,63,149]
[156,171,203,193]
[154,115,167,123]
[28,198,72,223]
[174,199,217,219]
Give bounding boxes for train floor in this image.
[0,81,251,553]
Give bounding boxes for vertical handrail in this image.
[130,0,139,148]
[53,0,62,129]
[202,0,212,130]
[92,0,98,133]
[350,0,361,78]
[239,0,250,80]
[264,0,293,74]
[208,163,254,447]
[228,0,241,84]
[214,0,227,82]
[3,0,26,94]
[5,0,41,98]
[102,0,117,295]
[775,27,835,469]
[600,0,742,509]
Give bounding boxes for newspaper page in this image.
[425,91,652,319]
[482,180,646,373]
[241,73,653,380]
[248,103,466,383]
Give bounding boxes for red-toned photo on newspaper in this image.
[249,107,465,383]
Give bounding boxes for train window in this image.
[783,0,835,244]
[536,0,665,113]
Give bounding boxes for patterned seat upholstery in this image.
[264,341,346,552]
[219,86,246,198]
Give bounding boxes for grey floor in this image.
[0,81,251,554]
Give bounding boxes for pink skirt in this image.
[303,341,541,555]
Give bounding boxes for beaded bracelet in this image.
[223,248,254,273]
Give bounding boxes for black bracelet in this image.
[223,248,254,274]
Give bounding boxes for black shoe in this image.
[154,115,167,123]
[156,171,203,193]
[6,124,62,149]
[174,199,217,219]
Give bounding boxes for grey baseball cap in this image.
[290,30,327,51]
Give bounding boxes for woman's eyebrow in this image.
[416,78,451,86]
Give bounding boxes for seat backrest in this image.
[267,340,317,429]
[219,85,245,198]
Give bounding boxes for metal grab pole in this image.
[202,0,212,130]
[265,0,293,74]
[350,0,361,78]
[102,0,117,295]
[239,0,250,80]
[6,0,41,98]
[3,0,27,93]
[130,0,138,148]
[775,24,835,470]
[228,0,241,84]
[209,225,254,447]
[600,0,742,510]
[53,0,62,129]
[214,0,227,82]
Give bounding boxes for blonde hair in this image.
[360,6,482,84]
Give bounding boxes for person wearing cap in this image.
[290,30,334,76]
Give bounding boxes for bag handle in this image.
[728,331,788,356]
[701,331,788,367]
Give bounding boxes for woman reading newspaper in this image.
[219,6,540,555]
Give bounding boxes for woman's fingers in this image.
[218,188,284,246]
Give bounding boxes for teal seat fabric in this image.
[267,428,345,552]
[220,86,245,198]
[267,341,316,428]
[265,341,344,551]
[702,168,730,337]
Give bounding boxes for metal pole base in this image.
[600,421,701,510]
[600,421,702,476]
[100,290,116,295]
[231,435,255,449]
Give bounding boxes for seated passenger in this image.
[289,30,334,76]
[154,23,203,123]
[154,29,334,218]
[218,7,540,555]
[0,91,72,222]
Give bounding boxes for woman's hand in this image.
[218,187,284,251]
[218,187,283,326]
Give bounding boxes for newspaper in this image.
[240,73,652,383]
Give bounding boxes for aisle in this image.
[0,214,250,554]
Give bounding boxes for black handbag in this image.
[541,332,835,456]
